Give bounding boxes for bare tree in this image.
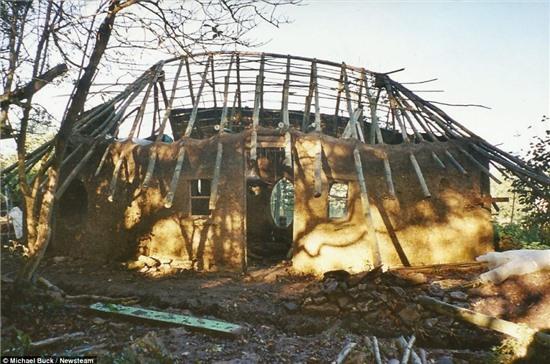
[0,0,299,283]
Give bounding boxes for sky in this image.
[249,0,549,156]
[3,0,549,158]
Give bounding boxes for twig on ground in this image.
[30,332,85,350]
[333,341,357,364]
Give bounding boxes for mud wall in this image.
[52,133,246,271]
[291,131,494,274]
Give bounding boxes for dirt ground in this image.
[1,246,549,363]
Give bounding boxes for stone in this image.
[346,351,368,364]
[323,269,350,281]
[52,256,68,264]
[302,297,313,306]
[127,260,146,270]
[390,286,406,296]
[387,359,400,364]
[424,317,438,328]
[137,255,160,267]
[282,301,299,312]
[428,283,445,297]
[313,296,327,305]
[322,279,339,294]
[449,291,468,301]
[158,257,173,265]
[139,266,149,273]
[398,305,421,324]
[302,303,340,316]
[435,356,453,364]
[357,301,370,312]
[357,283,368,291]
[92,317,106,325]
[407,272,428,285]
[336,296,351,309]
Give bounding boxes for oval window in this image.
[270,178,294,228]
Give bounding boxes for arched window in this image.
[328,182,348,219]
[270,178,294,228]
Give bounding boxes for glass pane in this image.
[328,182,348,219]
[270,178,294,228]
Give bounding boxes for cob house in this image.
[10,52,550,274]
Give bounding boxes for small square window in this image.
[328,182,348,219]
[191,179,211,215]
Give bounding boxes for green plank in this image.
[90,302,244,336]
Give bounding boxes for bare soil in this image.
[1,248,549,363]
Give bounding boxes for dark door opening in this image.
[245,144,294,263]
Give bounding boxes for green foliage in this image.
[507,116,549,245]
[496,223,550,249]
[1,329,32,356]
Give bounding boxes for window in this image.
[270,178,294,228]
[190,179,211,216]
[328,182,348,219]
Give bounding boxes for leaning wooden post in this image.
[302,61,315,131]
[210,56,217,108]
[250,72,263,162]
[108,63,165,201]
[409,153,431,198]
[458,147,502,184]
[107,144,137,202]
[141,60,184,188]
[184,56,195,105]
[281,56,292,167]
[313,61,323,198]
[209,56,234,210]
[164,57,210,207]
[353,147,382,267]
[445,149,468,175]
[418,295,550,347]
[361,73,396,197]
[341,65,359,140]
[333,65,345,135]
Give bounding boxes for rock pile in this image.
[291,267,498,347]
[125,255,192,275]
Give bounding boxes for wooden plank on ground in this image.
[90,302,244,337]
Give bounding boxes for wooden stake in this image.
[445,149,468,175]
[250,73,262,162]
[458,147,501,183]
[184,57,210,138]
[185,56,195,105]
[383,155,396,197]
[418,295,550,347]
[397,336,421,364]
[431,151,446,169]
[164,142,186,208]
[341,65,358,139]
[107,144,137,202]
[400,335,416,364]
[142,60,183,188]
[210,56,217,108]
[209,143,223,210]
[209,57,234,210]
[333,342,357,364]
[353,148,382,267]
[313,61,323,198]
[372,336,382,364]
[410,153,431,198]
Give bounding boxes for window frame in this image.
[327,181,349,220]
[190,179,212,216]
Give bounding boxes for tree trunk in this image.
[17,0,122,283]
[17,169,57,283]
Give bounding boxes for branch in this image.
[0,63,68,105]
